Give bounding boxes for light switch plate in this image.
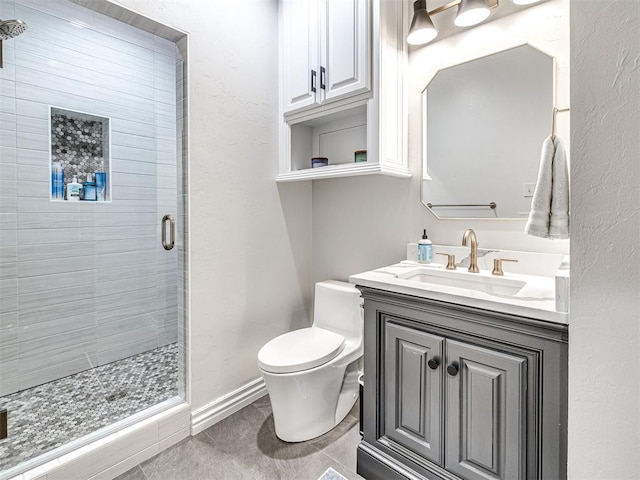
[523,183,536,197]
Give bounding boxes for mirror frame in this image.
[420,43,558,220]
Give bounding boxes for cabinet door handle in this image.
[427,358,439,370]
[447,362,459,376]
[320,66,326,90]
[311,69,317,93]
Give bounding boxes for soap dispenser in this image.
[418,229,433,264]
[66,176,81,201]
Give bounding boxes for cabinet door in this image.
[384,322,444,465]
[445,340,527,480]
[319,0,370,103]
[282,0,320,113]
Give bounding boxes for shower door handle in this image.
[161,214,175,251]
[0,409,7,439]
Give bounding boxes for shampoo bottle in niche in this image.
[66,176,81,201]
[51,162,64,200]
[81,173,97,201]
[418,229,432,264]
[94,170,106,202]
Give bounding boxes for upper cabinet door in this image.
[445,340,528,480]
[320,0,371,103]
[282,0,320,113]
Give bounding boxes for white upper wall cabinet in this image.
[282,0,370,116]
[278,0,411,181]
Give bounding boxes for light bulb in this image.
[455,0,491,27]
[407,25,438,45]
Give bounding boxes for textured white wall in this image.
[113,0,313,411]
[313,0,569,284]
[568,1,640,478]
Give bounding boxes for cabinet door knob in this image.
[447,362,459,376]
[311,69,317,93]
[427,358,439,370]
[320,66,326,90]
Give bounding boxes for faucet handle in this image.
[436,253,457,270]
[492,258,518,276]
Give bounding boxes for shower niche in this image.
[49,107,111,202]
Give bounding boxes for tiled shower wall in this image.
[0,0,180,396]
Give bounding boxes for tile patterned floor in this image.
[117,395,365,480]
[0,343,179,472]
[318,468,348,480]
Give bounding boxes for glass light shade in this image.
[407,0,438,45]
[454,0,491,27]
[513,0,541,4]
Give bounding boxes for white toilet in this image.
[257,280,363,442]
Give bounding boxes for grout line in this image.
[137,465,150,480]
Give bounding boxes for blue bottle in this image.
[51,162,64,200]
[418,229,433,263]
[95,171,106,201]
[81,173,97,201]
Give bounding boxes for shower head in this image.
[0,19,27,40]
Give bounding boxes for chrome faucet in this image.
[462,229,480,273]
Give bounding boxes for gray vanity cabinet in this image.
[357,287,568,480]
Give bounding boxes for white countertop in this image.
[350,262,568,325]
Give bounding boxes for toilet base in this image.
[261,359,361,442]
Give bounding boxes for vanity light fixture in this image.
[407,0,502,46]
[407,0,438,45]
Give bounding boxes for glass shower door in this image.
[0,0,186,474]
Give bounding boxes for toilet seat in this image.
[257,327,345,374]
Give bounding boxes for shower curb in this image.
[5,403,190,480]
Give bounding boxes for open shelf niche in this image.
[49,107,111,202]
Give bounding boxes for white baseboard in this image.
[191,377,267,435]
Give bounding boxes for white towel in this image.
[525,135,570,239]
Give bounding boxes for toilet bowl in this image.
[257,280,363,442]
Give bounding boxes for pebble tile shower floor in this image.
[0,343,179,472]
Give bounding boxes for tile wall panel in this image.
[0,0,180,396]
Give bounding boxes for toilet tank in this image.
[313,281,362,339]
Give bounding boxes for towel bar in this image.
[427,202,496,209]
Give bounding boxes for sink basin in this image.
[397,267,526,296]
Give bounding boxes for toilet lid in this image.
[258,327,345,374]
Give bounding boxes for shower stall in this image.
[0,0,188,476]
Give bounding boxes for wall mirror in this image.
[421,45,554,219]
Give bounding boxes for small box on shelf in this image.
[311,157,329,168]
